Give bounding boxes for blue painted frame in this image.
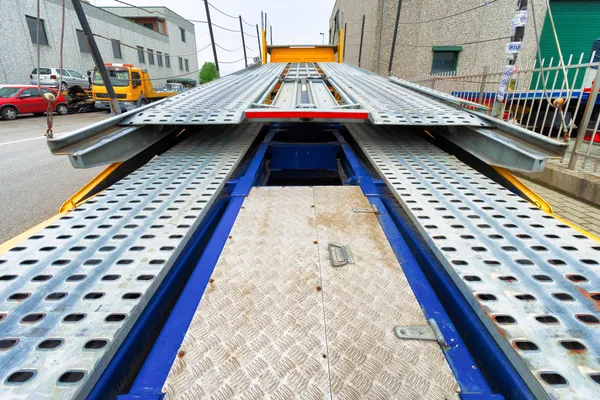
[268,142,341,170]
[119,130,276,399]
[332,130,500,398]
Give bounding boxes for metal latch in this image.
[327,243,353,267]
[394,318,448,348]
[352,204,380,214]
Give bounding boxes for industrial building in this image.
[330,0,600,79]
[0,0,199,87]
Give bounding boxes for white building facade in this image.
[0,0,199,88]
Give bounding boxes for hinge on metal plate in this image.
[327,243,354,267]
[394,318,448,348]
[352,204,380,214]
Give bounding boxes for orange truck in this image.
[92,63,177,111]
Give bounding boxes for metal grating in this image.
[121,63,286,125]
[348,123,600,399]
[0,123,261,399]
[163,186,459,399]
[319,63,491,127]
[282,62,322,80]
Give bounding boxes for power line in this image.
[212,22,241,33]
[208,2,237,19]
[244,31,258,38]
[399,0,499,25]
[399,36,511,48]
[242,18,254,28]
[216,43,243,52]
[245,45,257,51]
[219,56,247,64]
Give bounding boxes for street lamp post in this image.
[320,32,325,45]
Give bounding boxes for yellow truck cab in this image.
[92,63,176,111]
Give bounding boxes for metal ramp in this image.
[0,124,261,399]
[162,186,459,399]
[319,63,491,127]
[347,123,600,400]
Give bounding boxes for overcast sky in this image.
[94,0,336,76]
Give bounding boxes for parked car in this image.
[0,85,68,120]
[29,68,89,90]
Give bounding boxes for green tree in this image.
[199,62,217,84]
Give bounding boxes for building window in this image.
[185,59,189,72]
[157,21,165,34]
[165,54,171,68]
[178,57,183,70]
[112,40,122,59]
[76,29,90,53]
[148,49,155,65]
[157,51,163,67]
[431,46,462,74]
[180,27,186,42]
[137,46,145,63]
[25,16,49,45]
[143,23,154,30]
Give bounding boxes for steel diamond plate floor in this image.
[163,186,459,399]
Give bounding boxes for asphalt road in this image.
[0,112,109,243]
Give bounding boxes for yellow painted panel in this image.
[60,162,122,213]
[270,47,336,63]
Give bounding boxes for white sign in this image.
[506,41,522,54]
[510,10,528,29]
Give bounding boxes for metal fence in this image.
[410,52,600,176]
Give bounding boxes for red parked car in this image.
[0,85,68,120]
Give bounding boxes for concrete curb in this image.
[515,163,600,207]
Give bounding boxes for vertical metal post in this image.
[270,26,273,46]
[568,66,600,169]
[256,24,262,59]
[478,66,490,105]
[492,0,528,117]
[203,0,220,78]
[388,0,403,76]
[358,15,365,68]
[239,16,248,68]
[71,0,120,114]
[343,22,347,59]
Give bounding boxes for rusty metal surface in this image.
[163,186,459,399]
[348,123,600,400]
[163,187,329,399]
[313,186,459,399]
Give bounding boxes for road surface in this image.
[0,113,108,243]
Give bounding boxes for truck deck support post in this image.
[256,24,262,60]
[71,0,120,115]
[239,16,248,68]
[204,0,220,78]
[388,0,403,76]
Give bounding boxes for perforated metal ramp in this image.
[0,123,261,399]
[319,63,492,127]
[347,123,600,399]
[163,186,459,399]
[121,63,286,125]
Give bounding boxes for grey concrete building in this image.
[0,0,199,88]
[329,0,597,79]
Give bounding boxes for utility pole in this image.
[388,0,403,76]
[358,15,365,67]
[71,0,120,114]
[203,0,220,78]
[492,0,528,117]
[239,16,248,68]
[256,24,262,60]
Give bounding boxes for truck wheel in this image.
[139,98,149,106]
[1,106,18,120]
[55,104,68,115]
[60,82,68,91]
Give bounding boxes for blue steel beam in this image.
[119,130,275,399]
[332,130,503,399]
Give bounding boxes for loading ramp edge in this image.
[0,123,261,399]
